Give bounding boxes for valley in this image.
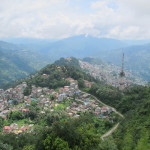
[0,57,149,150]
[0,38,149,150]
[1,35,150,89]
[0,0,150,149]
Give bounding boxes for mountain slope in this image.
[0,41,36,88]
[26,35,149,81]
[0,57,149,150]
[41,35,127,59]
[114,86,150,150]
[99,44,150,81]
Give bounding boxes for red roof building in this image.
[3,126,11,133]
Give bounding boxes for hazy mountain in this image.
[1,35,128,66]
[1,37,57,46]
[38,35,150,81]
[0,41,36,88]
[123,39,150,46]
[1,35,150,86]
[40,35,127,59]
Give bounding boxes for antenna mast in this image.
[120,53,125,77]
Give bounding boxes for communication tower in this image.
[119,53,125,90]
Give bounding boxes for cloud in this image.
[0,0,150,39]
[118,0,150,16]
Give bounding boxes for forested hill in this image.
[53,57,150,150]
[0,57,149,150]
[114,86,150,150]
[0,41,35,88]
[89,84,150,149]
[54,57,81,69]
[23,58,97,90]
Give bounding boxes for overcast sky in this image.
[0,0,150,40]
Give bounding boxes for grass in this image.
[13,119,33,128]
[54,104,66,111]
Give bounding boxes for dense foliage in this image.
[23,62,97,89]
[1,57,149,150]
[0,41,35,88]
[0,113,118,150]
[113,86,150,150]
[89,83,121,108]
[88,84,150,150]
[54,57,81,70]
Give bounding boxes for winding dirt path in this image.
[82,91,124,140]
[101,123,120,140]
[90,93,124,118]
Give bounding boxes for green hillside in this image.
[24,57,97,89]
[1,36,150,84]
[114,86,150,150]
[89,84,150,150]
[0,41,36,88]
[0,57,149,150]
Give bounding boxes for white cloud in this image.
[0,0,150,39]
[118,0,150,16]
[91,1,108,9]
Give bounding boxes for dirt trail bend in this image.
[101,123,120,140]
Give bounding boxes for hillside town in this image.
[0,77,115,134]
[79,60,145,87]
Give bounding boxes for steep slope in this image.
[0,57,149,150]
[24,57,97,90]
[0,41,36,88]
[88,83,150,150]
[114,86,150,150]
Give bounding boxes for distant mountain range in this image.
[0,35,150,88]
[1,35,128,59]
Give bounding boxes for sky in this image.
[0,0,150,40]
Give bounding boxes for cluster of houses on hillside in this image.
[3,123,33,134]
[79,60,145,87]
[0,77,114,134]
[0,82,27,112]
[64,93,113,118]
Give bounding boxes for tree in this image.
[9,110,24,120]
[46,114,59,126]
[122,131,133,150]
[43,134,53,150]
[52,137,70,150]
[23,86,32,96]
[0,141,13,150]
[78,79,85,88]
[98,137,118,150]
[136,129,150,150]
[43,135,70,150]
[0,117,4,131]
[23,145,35,150]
